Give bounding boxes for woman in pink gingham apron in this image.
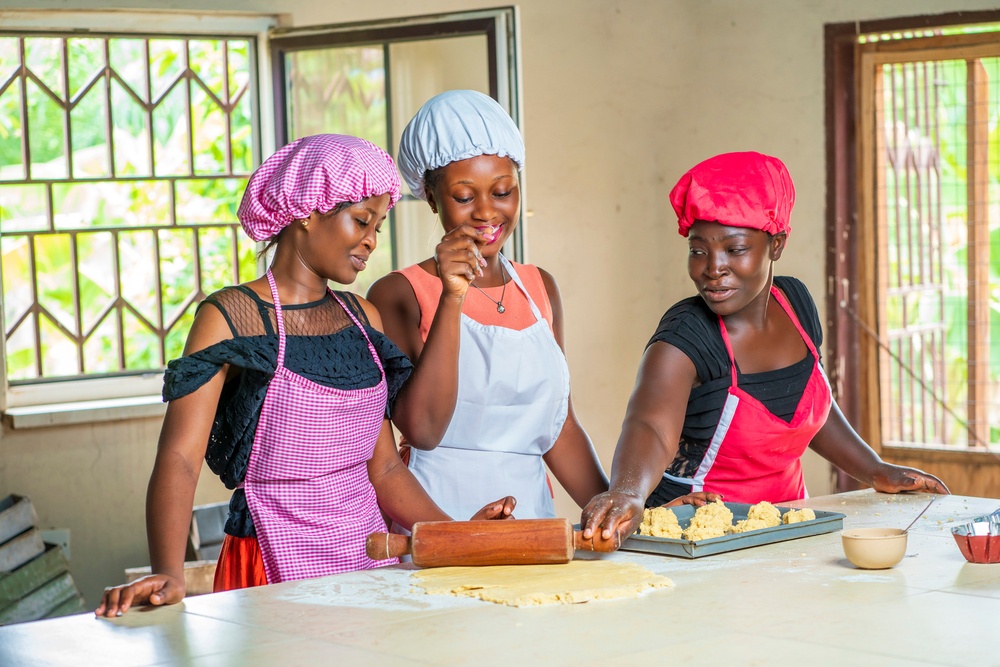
[581,151,948,548]
[97,134,515,618]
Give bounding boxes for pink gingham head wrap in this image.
[237,134,402,242]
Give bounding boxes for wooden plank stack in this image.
[0,495,87,625]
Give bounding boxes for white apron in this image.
[407,255,570,520]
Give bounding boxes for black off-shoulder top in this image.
[162,285,413,537]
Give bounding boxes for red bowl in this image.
[952,532,1000,564]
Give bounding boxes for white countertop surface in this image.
[1,490,998,666]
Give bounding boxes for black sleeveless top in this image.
[162,285,413,537]
[644,276,823,506]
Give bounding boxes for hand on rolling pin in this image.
[580,491,645,549]
[469,495,516,521]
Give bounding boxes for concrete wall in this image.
[1,0,993,607]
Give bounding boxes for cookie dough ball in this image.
[746,501,782,528]
[639,507,683,539]
[682,499,733,541]
[731,518,772,533]
[782,508,816,524]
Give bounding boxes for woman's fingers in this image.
[436,226,488,290]
[95,576,181,618]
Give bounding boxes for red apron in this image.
[692,286,832,504]
[242,271,396,584]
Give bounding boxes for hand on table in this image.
[470,496,516,520]
[872,464,950,495]
[580,491,645,549]
[95,574,185,618]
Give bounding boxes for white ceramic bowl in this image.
[841,527,907,569]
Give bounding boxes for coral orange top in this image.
[396,261,554,338]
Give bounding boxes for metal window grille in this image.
[0,33,259,383]
[867,46,1000,451]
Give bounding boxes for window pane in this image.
[2,235,33,330]
[52,181,171,229]
[392,198,440,269]
[285,46,387,149]
[176,178,247,224]
[71,86,111,178]
[27,77,68,179]
[0,39,25,181]
[77,231,116,332]
[0,184,47,233]
[153,86,191,176]
[388,35,490,154]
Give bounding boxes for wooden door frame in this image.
[824,9,1000,494]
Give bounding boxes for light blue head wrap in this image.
[396,90,525,201]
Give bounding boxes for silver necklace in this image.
[470,262,508,313]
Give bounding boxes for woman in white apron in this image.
[97,134,514,618]
[369,90,608,521]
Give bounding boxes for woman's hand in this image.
[661,492,724,508]
[580,491,645,547]
[94,574,185,618]
[871,464,950,495]
[435,225,487,299]
[470,496,517,521]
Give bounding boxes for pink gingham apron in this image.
[242,271,396,583]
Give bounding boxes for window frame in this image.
[268,6,525,265]
[825,9,1000,492]
[0,10,277,425]
[0,8,523,428]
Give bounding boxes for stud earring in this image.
[301,219,308,228]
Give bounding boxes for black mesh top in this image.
[162,285,413,537]
[644,276,823,506]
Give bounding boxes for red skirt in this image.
[213,535,268,592]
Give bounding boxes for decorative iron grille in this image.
[0,33,259,383]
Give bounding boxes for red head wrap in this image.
[669,151,795,238]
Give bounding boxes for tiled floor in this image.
[1,491,997,667]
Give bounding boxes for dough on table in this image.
[681,499,733,541]
[782,508,816,524]
[639,507,682,538]
[411,560,673,607]
[746,501,781,527]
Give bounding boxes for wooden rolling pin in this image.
[365,518,619,567]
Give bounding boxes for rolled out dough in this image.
[411,560,673,607]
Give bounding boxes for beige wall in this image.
[1,0,994,607]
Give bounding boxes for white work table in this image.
[1,490,998,666]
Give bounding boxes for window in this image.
[0,12,273,417]
[0,9,520,424]
[827,10,1000,496]
[269,8,521,296]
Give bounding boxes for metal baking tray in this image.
[620,502,845,558]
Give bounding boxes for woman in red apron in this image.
[97,134,514,618]
[581,151,948,545]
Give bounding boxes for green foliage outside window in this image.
[0,35,258,382]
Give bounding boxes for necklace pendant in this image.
[497,304,505,314]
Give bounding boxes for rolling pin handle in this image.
[365,532,411,560]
